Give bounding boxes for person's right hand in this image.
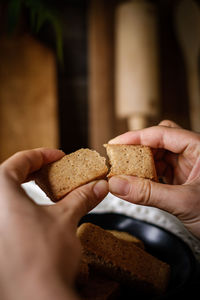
[108,120,200,239]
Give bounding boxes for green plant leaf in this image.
[27,0,64,63]
[30,8,37,31]
[5,0,64,63]
[7,0,22,34]
[50,16,63,63]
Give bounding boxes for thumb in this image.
[108,176,190,217]
[55,180,108,226]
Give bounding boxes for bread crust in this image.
[35,148,108,201]
[107,230,145,249]
[104,144,158,181]
[35,144,157,201]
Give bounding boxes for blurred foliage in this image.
[1,0,63,62]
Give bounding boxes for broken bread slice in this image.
[77,223,170,296]
[104,144,157,181]
[107,230,144,249]
[35,144,157,202]
[35,148,108,201]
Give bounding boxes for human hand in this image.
[0,148,108,300]
[108,120,200,239]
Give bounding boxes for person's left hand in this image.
[0,148,108,300]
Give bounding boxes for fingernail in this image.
[109,177,130,196]
[93,180,108,198]
[108,137,119,144]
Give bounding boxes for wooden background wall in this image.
[0,0,199,160]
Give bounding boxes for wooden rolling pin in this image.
[175,0,200,132]
[115,0,160,130]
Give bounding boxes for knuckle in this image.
[69,188,93,215]
[77,188,95,212]
[159,119,172,126]
[130,178,152,206]
[159,119,179,128]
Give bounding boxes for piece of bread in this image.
[104,144,157,181]
[77,223,170,296]
[35,149,108,201]
[76,230,144,287]
[107,230,144,249]
[35,144,157,201]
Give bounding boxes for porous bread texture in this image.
[35,148,108,201]
[107,230,144,249]
[104,144,157,181]
[77,223,170,296]
[35,144,157,202]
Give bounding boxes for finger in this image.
[108,125,200,154]
[54,180,109,227]
[0,148,65,184]
[159,119,182,128]
[108,175,190,217]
